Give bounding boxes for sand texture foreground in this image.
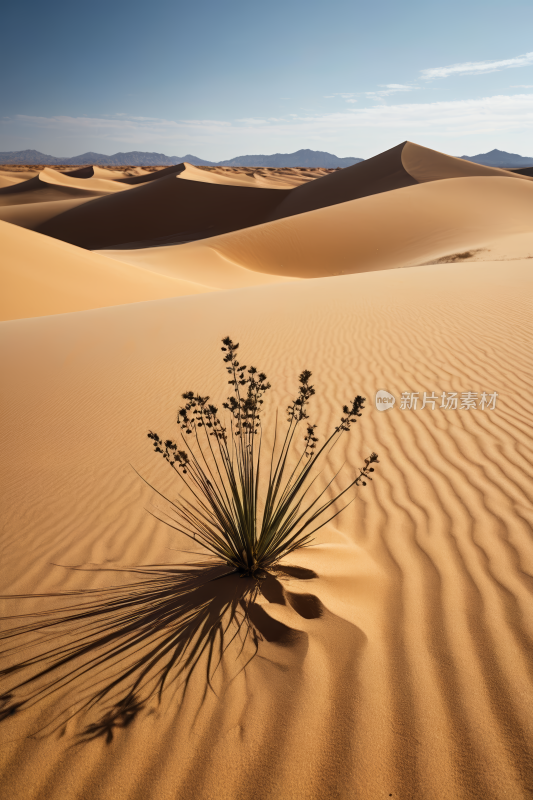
[1,143,533,799]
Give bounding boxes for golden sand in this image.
[1,143,532,799]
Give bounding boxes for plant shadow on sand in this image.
[0,560,322,744]
[1,336,377,744]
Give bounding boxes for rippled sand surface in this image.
[1,143,533,799]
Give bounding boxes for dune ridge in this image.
[3,141,533,322]
[0,219,296,320]
[1,260,532,799]
[100,176,533,281]
[0,220,214,320]
[0,166,131,208]
[34,174,293,249]
[0,197,100,230]
[21,141,532,255]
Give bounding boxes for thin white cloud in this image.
[6,94,533,150]
[325,93,357,99]
[328,86,414,103]
[366,84,416,99]
[421,51,533,80]
[236,118,268,125]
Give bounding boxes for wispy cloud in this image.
[381,84,414,91]
[421,51,533,80]
[327,86,415,103]
[365,84,416,100]
[324,93,357,100]
[5,114,233,147]
[6,94,533,150]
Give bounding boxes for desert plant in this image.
[0,338,378,739]
[147,337,378,579]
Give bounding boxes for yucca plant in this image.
[148,337,378,578]
[0,338,378,739]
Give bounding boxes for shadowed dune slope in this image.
[267,141,533,222]
[265,142,418,220]
[0,164,328,240]
[0,174,110,206]
[102,176,533,279]
[27,142,533,248]
[35,174,292,249]
[0,174,26,189]
[0,169,39,185]
[510,166,533,178]
[0,197,99,230]
[0,220,214,320]
[1,261,532,799]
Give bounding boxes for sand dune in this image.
[1,259,532,799]
[0,169,39,186]
[401,140,533,183]
[1,142,533,799]
[266,141,532,221]
[61,165,144,180]
[511,166,533,178]
[176,162,331,189]
[0,164,325,240]
[0,174,28,189]
[0,219,294,320]
[118,163,187,184]
[0,196,99,230]
[0,167,131,207]
[35,173,293,249]
[25,166,132,193]
[98,239,297,290]
[16,142,531,251]
[101,176,533,280]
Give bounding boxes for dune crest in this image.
[34,173,293,249]
[0,166,131,207]
[0,218,297,320]
[100,175,533,281]
[401,140,533,183]
[2,141,533,321]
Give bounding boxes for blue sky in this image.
[1,0,533,159]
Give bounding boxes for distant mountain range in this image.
[4,146,532,169]
[217,150,363,168]
[0,149,208,167]
[460,148,533,168]
[0,148,363,168]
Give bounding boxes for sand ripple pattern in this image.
[1,260,532,799]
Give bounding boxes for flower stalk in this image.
[148,337,378,578]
